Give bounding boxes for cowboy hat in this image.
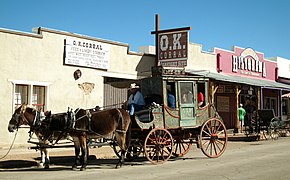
[129,83,140,89]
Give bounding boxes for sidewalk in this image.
[226,128,260,141]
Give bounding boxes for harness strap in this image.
[115,129,126,133]
[115,109,125,134]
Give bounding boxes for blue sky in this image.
[1,0,290,59]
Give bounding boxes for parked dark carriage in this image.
[255,109,290,139]
[114,68,228,164]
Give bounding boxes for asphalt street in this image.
[1,137,290,180]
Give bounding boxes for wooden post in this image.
[210,81,218,104]
[155,14,160,67]
[257,88,260,110]
[235,85,241,133]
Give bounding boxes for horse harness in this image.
[72,108,126,136]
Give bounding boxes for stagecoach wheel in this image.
[144,128,173,164]
[172,138,192,157]
[125,145,143,161]
[269,123,279,140]
[112,141,143,161]
[200,118,227,158]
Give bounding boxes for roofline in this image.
[0,27,42,38]
[0,26,148,56]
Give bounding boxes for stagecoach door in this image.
[178,81,196,127]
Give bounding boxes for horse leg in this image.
[38,147,50,169]
[72,137,81,170]
[80,135,88,171]
[42,148,50,169]
[39,149,45,168]
[115,133,126,169]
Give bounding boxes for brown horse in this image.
[7,104,50,168]
[44,107,131,171]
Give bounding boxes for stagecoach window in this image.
[180,82,194,104]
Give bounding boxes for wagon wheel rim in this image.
[144,128,173,164]
[200,118,228,158]
[269,125,279,140]
[172,138,192,157]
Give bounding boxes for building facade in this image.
[2,25,290,147]
[275,57,290,120]
[0,27,155,146]
[188,46,290,131]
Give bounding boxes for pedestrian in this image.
[238,103,246,132]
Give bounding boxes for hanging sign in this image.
[158,30,189,67]
[65,38,110,69]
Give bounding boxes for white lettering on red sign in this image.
[232,55,266,77]
[158,31,188,67]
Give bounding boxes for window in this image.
[13,82,48,111]
[15,85,28,106]
[264,97,277,115]
[180,82,194,104]
[32,86,46,111]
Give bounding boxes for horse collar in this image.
[33,111,45,127]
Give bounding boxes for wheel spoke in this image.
[202,129,212,137]
[215,124,222,133]
[172,139,192,157]
[205,123,212,134]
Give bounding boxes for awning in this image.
[186,70,290,90]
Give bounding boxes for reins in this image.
[0,128,18,160]
[95,103,124,110]
[2,106,30,159]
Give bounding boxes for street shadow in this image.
[0,154,204,171]
[0,154,152,171]
[0,160,38,169]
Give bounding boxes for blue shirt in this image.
[128,91,145,106]
[167,93,176,109]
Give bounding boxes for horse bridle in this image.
[12,105,33,129]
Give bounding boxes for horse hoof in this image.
[44,165,50,169]
[38,163,44,168]
[72,165,78,171]
[115,163,122,169]
[80,167,86,171]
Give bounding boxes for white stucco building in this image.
[0,27,156,147]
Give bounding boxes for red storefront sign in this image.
[215,46,278,81]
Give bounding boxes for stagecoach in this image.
[8,67,227,169]
[113,67,228,164]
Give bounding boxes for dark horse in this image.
[7,104,50,168]
[44,108,131,171]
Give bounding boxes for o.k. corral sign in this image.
[65,38,110,70]
[158,29,189,67]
